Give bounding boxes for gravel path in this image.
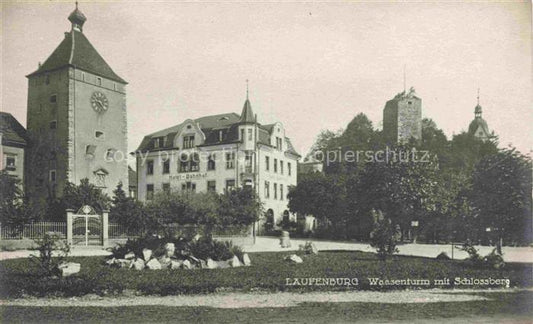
[0,289,512,308]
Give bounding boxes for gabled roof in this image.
[0,112,28,147]
[27,30,126,84]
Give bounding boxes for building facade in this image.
[135,96,300,233]
[0,112,28,183]
[383,87,422,144]
[24,5,128,204]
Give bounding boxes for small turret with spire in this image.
[468,88,490,140]
[68,2,87,32]
[240,79,255,124]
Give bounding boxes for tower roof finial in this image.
[477,88,480,105]
[246,79,249,100]
[69,1,87,32]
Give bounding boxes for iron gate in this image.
[70,205,103,246]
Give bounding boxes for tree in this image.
[470,147,532,245]
[218,187,262,227]
[288,172,346,231]
[45,178,111,221]
[0,171,41,229]
[109,182,147,232]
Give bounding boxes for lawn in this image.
[0,251,531,298]
[1,291,532,323]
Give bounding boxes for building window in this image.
[49,170,56,183]
[95,131,104,139]
[274,158,278,173]
[244,152,253,173]
[207,154,216,171]
[219,130,224,142]
[162,159,170,174]
[280,184,284,201]
[154,137,164,149]
[288,162,292,176]
[181,182,196,192]
[179,153,199,173]
[81,72,85,81]
[276,137,282,150]
[146,184,154,200]
[146,160,154,175]
[240,129,245,141]
[49,120,57,129]
[265,156,270,171]
[113,82,117,91]
[49,94,57,103]
[106,148,116,161]
[264,181,270,198]
[226,179,236,191]
[85,145,96,158]
[207,180,216,192]
[226,152,235,169]
[5,155,16,171]
[96,77,102,86]
[248,128,253,141]
[273,183,277,199]
[280,160,284,175]
[162,183,170,192]
[94,169,108,188]
[183,135,195,149]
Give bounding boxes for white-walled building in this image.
[134,95,300,233]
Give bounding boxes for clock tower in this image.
[25,4,128,204]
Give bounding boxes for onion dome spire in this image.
[68,2,87,32]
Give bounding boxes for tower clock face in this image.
[91,91,109,113]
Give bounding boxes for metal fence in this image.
[0,222,67,240]
[1,222,254,246]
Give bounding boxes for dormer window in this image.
[50,94,57,103]
[154,137,164,149]
[219,130,224,142]
[95,131,104,139]
[183,135,195,149]
[96,77,102,86]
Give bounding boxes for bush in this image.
[436,252,451,260]
[458,241,484,267]
[484,248,505,269]
[189,236,242,261]
[369,211,399,260]
[30,232,70,277]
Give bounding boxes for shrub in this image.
[484,248,505,269]
[436,252,451,260]
[189,236,242,261]
[458,241,484,267]
[30,232,70,277]
[369,210,399,260]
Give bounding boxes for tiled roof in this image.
[239,99,255,123]
[27,30,126,84]
[0,112,28,147]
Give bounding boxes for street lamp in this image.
[411,220,419,243]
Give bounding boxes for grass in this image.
[0,251,531,298]
[1,291,532,323]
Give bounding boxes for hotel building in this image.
[135,94,300,233]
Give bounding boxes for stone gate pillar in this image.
[102,210,109,247]
[66,209,74,246]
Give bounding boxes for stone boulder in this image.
[216,260,231,269]
[142,248,152,261]
[105,257,116,266]
[284,254,303,264]
[182,259,192,270]
[170,260,183,270]
[158,257,172,269]
[229,255,241,267]
[124,252,136,259]
[131,258,145,271]
[206,258,218,269]
[242,253,251,266]
[59,262,81,277]
[116,259,132,268]
[146,258,162,270]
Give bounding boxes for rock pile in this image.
[106,242,252,271]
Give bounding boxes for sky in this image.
[2,1,532,163]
